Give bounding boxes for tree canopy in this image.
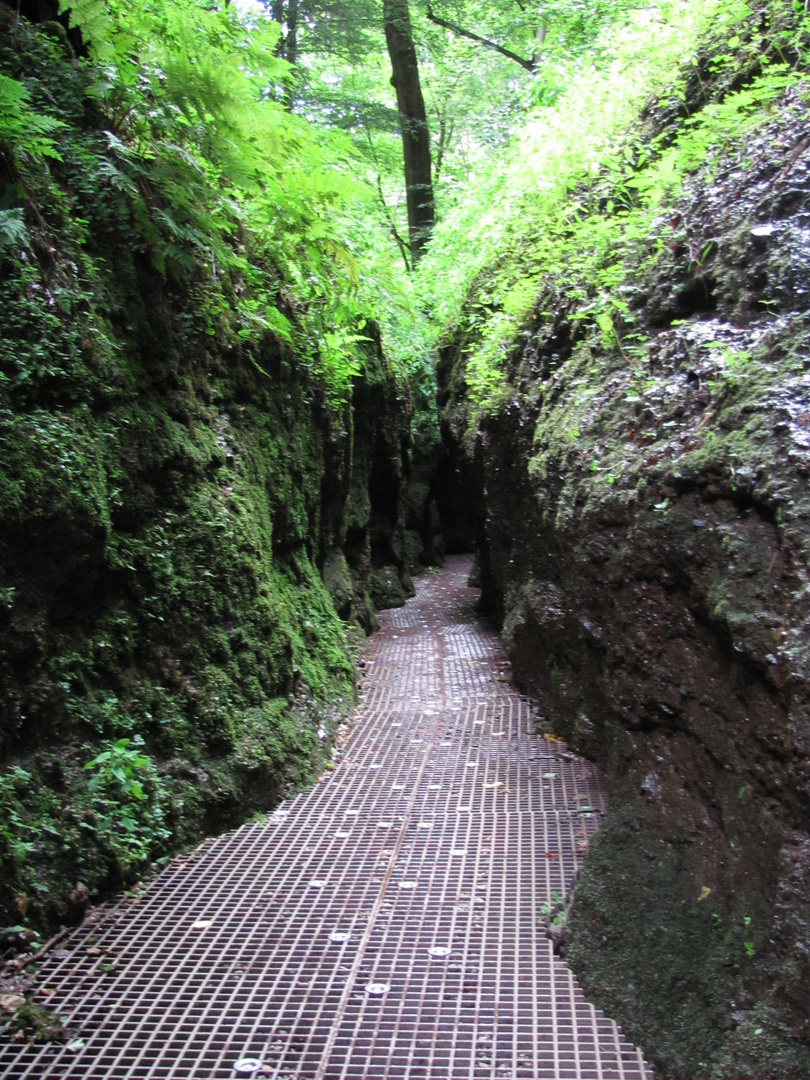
[251,0,648,260]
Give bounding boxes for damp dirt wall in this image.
[438,79,810,1080]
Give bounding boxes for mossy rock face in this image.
[0,8,420,931]
[438,81,810,1078]
[321,548,377,632]
[568,801,810,1080]
[368,564,414,610]
[0,317,359,925]
[322,550,355,620]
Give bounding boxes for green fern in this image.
[2,0,403,396]
[0,209,29,254]
[0,74,64,161]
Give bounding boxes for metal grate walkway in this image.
[0,556,651,1079]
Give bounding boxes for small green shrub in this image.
[84,736,171,875]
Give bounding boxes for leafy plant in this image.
[539,889,567,924]
[415,0,809,412]
[83,737,171,875]
[6,0,389,399]
[0,73,65,162]
[0,209,29,255]
[0,767,62,870]
[0,1000,72,1044]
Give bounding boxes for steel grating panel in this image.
[0,555,650,1079]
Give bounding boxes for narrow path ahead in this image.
[1,557,650,1080]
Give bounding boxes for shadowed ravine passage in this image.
[0,557,651,1079]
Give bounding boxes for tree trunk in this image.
[283,0,299,109]
[284,0,299,67]
[271,0,300,109]
[383,0,434,263]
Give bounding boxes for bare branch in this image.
[433,113,454,186]
[365,129,412,274]
[425,5,534,71]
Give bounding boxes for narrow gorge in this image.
[1,0,809,1076]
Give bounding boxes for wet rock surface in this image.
[0,1,435,933]
[0,314,417,927]
[440,88,810,1077]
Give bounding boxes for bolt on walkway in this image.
[0,556,651,1080]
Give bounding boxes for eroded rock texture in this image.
[440,89,810,1077]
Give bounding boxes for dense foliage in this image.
[416,0,810,414]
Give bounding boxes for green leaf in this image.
[0,209,30,254]
[0,75,65,161]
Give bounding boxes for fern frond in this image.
[0,75,65,161]
[0,209,30,254]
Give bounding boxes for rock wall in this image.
[0,4,417,930]
[0,294,415,927]
[439,87,810,1077]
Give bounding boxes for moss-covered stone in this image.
[0,6,420,931]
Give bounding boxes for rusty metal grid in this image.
[0,556,650,1080]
